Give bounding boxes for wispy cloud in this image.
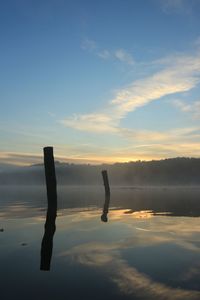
[174,99,200,119]
[98,48,135,65]
[114,49,135,65]
[0,151,113,166]
[62,113,118,133]
[110,53,200,115]
[118,142,200,159]
[81,38,97,52]
[119,127,200,142]
[0,152,43,166]
[58,47,200,162]
[81,38,134,65]
[97,49,111,59]
[61,51,200,141]
[194,36,200,47]
[159,0,194,14]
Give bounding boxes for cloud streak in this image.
[114,48,135,65]
[98,48,135,65]
[61,51,200,143]
[174,99,200,119]
[159,0,194,14]
[81,38,97,52]
[81,37,135,66]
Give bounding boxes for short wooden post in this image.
[102,170,110,196]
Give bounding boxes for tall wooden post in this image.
[41,147,57,271]
[102,170,110,196]
[43,146,57,213]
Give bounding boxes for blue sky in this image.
[1,0,200,165]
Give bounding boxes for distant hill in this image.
[0,157,200,186]
[0,163,21,172]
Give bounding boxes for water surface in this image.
[1,186,200,300]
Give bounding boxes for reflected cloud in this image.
[181,263,200,281]
[113,260,200,300]
[61,240,200,300]
[124,210,154,218]
[57,205,200,299]
[0,204,46,220]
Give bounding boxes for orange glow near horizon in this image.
[0,150,177,166]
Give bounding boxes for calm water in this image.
[1,186,200,300]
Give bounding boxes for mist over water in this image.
[1,158,200,186]
[1,185,200,218]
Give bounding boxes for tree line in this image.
[1,157,200,186]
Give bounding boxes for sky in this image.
[1,0,200,165]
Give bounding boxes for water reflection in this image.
[1,186,200,219]
[1,186,200,300]
[40,205,57,271]
[101,195,110,222]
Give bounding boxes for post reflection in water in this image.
[40,205,57,271]
[101,195,110,222]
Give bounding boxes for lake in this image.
[0,185,200,300]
